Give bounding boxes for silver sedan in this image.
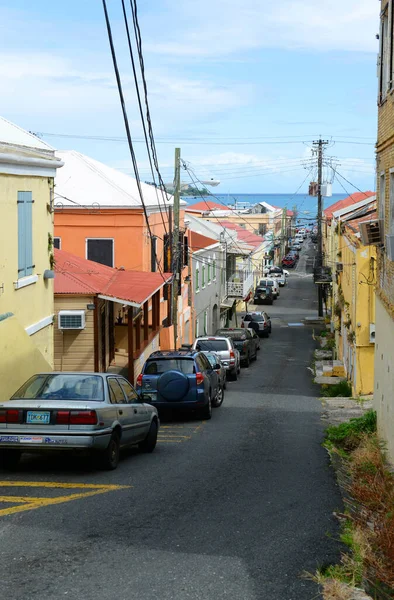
[0,372,159,470]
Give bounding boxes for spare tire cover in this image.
[157,370,190,401]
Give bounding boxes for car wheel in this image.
[270,300,273,305]
[252,348,258,361]
[139,419,158,453]
[0,449,21,470]
[100,432,120,470]
[230,369,238,381]
[212,386,224,408]
[201,395,212,420]
[243,354,250,368]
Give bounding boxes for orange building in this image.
[54,150,192,352]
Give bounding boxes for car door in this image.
[107,377,135,445]
[245,329,257,356]
[118,377,150,442]
[196,354,214,400]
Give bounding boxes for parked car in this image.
[282,255,296,268]
[202,351,226,394]
[259,278,279,298]
[268,268,287,287]
[292,243,302,251]
[253,285,274,305]
[0,372,159,470]
[136,349,220,419]
[215,328,258,367]
[192,337,241,381]
[288,249,299,260]
[241,312,272,337]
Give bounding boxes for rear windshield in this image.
[260,280,273,286]
[216,330,247,341]
[195,340,229,351]
[11,374,104,401]
[256,287,268,293]
[144,359,195,375]
[248,314,264,322]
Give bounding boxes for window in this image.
[183,235,189,267]
[17,191,34,278]
[378,6,391,102]
[379,172,386,221]
[195,339,228,351]
[213,258,216,280]
[208,262,211,284]
[196,354,211,372]
[195,267,200,292]
[86,239,114,267]
[203,311,208,334]
[119,378,139,403]
[54,237,61,250]
[151,236,157,272]
[390,171,394,233]
[144,359,194,375]
[108,378,126,404]
[195,318,199,338]
[12,374,104,401]
[202,265,206,288]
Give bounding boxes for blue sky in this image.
[0,0,378,193]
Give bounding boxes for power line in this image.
[102,0,164,278]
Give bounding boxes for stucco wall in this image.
[374,297,394,463]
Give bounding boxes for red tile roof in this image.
[218,221,265,248]
[189,231,218,251]
[324,191,375,220]
[186,200,226,212]
[54,249,172,305]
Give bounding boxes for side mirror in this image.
[214,363,221,370]
[141,393,152,403]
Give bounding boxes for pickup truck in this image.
[215,328,259,367]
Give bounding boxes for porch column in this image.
[127,307,135,384]
[152,292,158,332]
[135,313,141,353]
[154,291,161,330]
[143,301,149,341]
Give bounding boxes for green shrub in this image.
[321,380,352,397]
[320,330,328,337]
[325,410,377,450]
[325,338,336,350]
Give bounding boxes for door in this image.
[107,377,136,445]
[118,377,150,442]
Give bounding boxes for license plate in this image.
[26,411,50,424]
[20,436,43,444]
[143,393,157,402]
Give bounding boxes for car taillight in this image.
[196,372,204,385]
[69,411,97,425]
[0,409,22,424]
[240,322,244,328]
[136,373,143,386]
[264,322,267,328]
[215,369,220,375]
[229,350,235,363]
[56,410,70,425]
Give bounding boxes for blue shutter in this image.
[17,192,34,278]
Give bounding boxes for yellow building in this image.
[324,196,377,396]
[0,117,63,399]
[374,0,394,463]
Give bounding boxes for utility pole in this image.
[313,138,329,317]
[172,147,181,348]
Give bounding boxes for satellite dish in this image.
[201,179,220,187]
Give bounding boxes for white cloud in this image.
[144,0,378,56]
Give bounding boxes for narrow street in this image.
[0,241,343,600]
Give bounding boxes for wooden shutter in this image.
[17,191,34,277]
[151,236,157,272]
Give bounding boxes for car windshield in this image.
[145,359,195,375]
[195,340,229,351]
[11,374,105,401]
[216,330,246,340]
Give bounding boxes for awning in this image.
[220,299,235,310]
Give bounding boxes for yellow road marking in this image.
[0,481,131,518]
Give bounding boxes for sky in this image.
[0,0,379,194]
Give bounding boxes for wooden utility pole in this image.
[172,147,181,348]
[313,138,329,317]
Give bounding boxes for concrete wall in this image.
[374,297,394,462]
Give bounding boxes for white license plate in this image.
[20,436,43,444]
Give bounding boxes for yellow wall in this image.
[0,173,55,397]
[0,315,52,401]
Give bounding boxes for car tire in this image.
[139,419,158,453]
[252,349,257,361]
[243,354,250,368]
[212,386,224,408]
[230,369,238,381]
[100,432,120,471]
[201,395,212,420]
[0,449,21,470]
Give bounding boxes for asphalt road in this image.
[0,239,343,600]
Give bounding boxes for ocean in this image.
[183,193,347,221]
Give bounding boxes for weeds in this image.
[321,380,353,398]
[325,410,377,450]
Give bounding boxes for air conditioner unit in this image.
[369,323,376,344]
[58,310,85,330]
[359,219,384,246]
[336,262,343,273]
[386,234,394,261]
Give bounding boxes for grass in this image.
[321,380,353,398]
[320,414,394,598]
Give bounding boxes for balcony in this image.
[227,270,254,299]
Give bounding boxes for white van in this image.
[258,278,280,298]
